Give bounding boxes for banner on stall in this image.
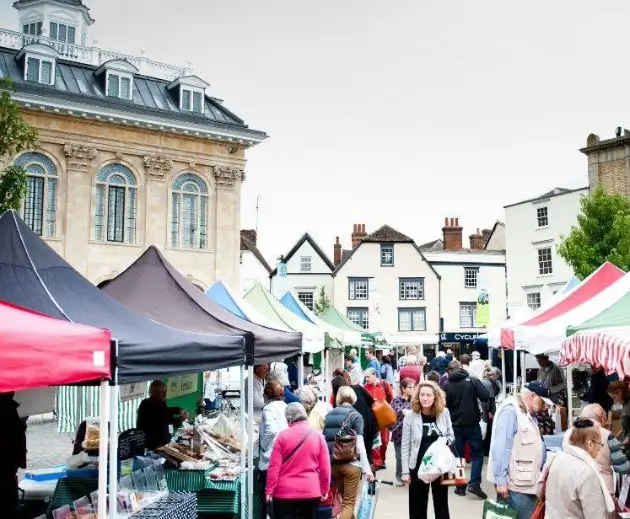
[476,271,490,327]
[120,382,147,403]
[167,374,198,399]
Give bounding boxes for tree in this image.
[0,79,38,215]
[557,185,630,279]
[313,286,332,316]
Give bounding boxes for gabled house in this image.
[240,230,272,294]
[333,224,441,345]
[270,233,335,310]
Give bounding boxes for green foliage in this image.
[0,79,38,214]
[557,185,630,279]
[313,286,332,316]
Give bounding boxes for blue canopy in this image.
[206,281,248,320]
[563,275,580,294]
[280,292,314,323]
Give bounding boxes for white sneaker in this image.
[395,478,404,487]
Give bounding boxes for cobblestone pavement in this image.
[22,418,74,474]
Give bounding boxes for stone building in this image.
[581,128,630,196]
[0,0,266,288]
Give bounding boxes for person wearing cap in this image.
[535,354,566,406]
[487,382,547,519]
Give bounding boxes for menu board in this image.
[118,429,147,460]
[167,375,198,399]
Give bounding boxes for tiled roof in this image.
[271,233,335,275]
[504,186,588,208]
[241,236,272,274]
[0,47,266,140]
[418,238,444,251]
[15,0,85,6]
[361,225,414,243]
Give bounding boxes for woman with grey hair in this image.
[269,368,300,404]
[295,386,333,432]
[266,403,331,519]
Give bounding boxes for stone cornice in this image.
[63,143,98,170]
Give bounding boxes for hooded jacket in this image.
[443,368,490,427]
[0,394,26,473]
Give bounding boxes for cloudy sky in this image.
[3,0,625,264]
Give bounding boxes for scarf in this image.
[562,445,615,513]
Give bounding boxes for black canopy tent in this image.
[0,211,245,384]
[101,246,303,364]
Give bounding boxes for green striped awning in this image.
[56,384,149,433]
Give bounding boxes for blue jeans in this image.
[507,491,537,519]
[453,424,484,487]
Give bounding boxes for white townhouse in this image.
[504,187,587,316]
[420,218,507,355]
[239,230,273,294]
[270,233,335,310]
[332,225,441,345]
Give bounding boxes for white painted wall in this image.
[270,239,334,303]
[505,188,587,316]
[485,224,506,251]
[333,242,440,338]
[240,250,270,295]
[423,251,507,332]
[17,1,92,45]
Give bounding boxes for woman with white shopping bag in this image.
[400,380,455,519]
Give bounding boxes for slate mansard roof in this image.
[0,46,267,143]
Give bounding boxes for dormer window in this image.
[23,22,42,36]
[17,43,59,86]
[167,75,210,115]
[106,72,132,100]
[180,88,204,113]
[95,60,138,101]
[49,22,76,44]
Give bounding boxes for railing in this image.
[0,28,186,81]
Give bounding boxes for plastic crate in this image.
[24,467,66,481]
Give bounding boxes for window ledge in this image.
[165,247,215,253]
[536,226,550,230]
[537,273,554,279]
[89,240,143,248]
[42,236,62,242]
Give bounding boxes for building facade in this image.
[332,224,441,344]
[504,187,587,316]
[581,129,630,196]
[240,229,272,294]
[270,233,335,310]
[420,218,507,355]
[0,0,265,288]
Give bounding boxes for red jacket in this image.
[265,421,331,500]
[364,380,393,403]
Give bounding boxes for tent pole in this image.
[501,348,507,400]
[247,366,254,519]
[567,363,574,425]
[97,380,110,519]
[108,384,119,518]
[298,355,304,389]
[324,350,328,401]
[513,345,518,395]
[240,365,246,519]
[520,351,526,389]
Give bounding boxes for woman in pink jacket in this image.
[266,402,331,519]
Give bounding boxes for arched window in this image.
[171,173,208,249]
[13,152,58,237]
[95,164,137,243]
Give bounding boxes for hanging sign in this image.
[167,374,198,399]
[476,270,490,327]
[120,382,147,403]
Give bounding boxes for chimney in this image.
[481,228,492,247]
[334,236,342,265]
[240,229,257,245]
[469,228,485,250]
[442,217,463,251]
[351,223,367,248]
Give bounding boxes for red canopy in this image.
[0,300,111,392]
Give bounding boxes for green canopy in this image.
[567,290,630,337]
[320,305,376,345]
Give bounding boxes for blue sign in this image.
[439,332,483,343]
[278,263,287,277]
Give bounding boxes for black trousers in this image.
[272,498,319,519]
[0,473,20,519]
[256,469,268,519]
[409,469,450,519]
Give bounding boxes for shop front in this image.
[438,332,488,359]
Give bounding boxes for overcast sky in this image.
[3,1,625,264]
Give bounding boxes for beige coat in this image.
[563,426,614,494]
[544,448,611,519]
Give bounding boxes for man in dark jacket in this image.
[137,380,188,450]
[0,392,27,519]
[443,360,489,499]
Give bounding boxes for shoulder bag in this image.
[281,429,313,468]
[530,457,557,519]
[332,412,358,463]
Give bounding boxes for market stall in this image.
[0,298,112,519]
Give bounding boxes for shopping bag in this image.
[416,437,457,483]
[440,458,468,486]
[482,500,518,519]
[480,420,488,440]
[356,481,374,519]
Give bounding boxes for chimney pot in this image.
[455,217,459,227]
[443,217,463,251]
[444,217,449,226]
[334,236,342,265]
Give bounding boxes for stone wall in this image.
[3,110,247,289]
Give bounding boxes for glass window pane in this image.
[181,89,191,110]
[199,196,207,249]
[107,74,119,97]
[182,193,197,248]
[26,57,39,82]
[95,184,105,241]
[46,177,57,237]
[50,22,58,40]
[120,77,131,99]
[126,188,137,244]
[171,192,180,247]
[67,26,76,44]
[41,61,52,84]
[107,186,125,242]
[192,91,202,112]
[59,24,67,42]
[23,176,44,235]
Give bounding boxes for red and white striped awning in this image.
[499,263,625,352]
[560,327,630,377]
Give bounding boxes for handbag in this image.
[332,413,358,463]
[373,400,396,431]
[531,457,557,519]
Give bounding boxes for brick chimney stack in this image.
[481,228,492,247]
[442,217,463,251]
[351,223,367,248]
[469,228,485,250]
[240,229,257,245]
[333,236,342,265]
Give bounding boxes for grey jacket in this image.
[400,408,455,475]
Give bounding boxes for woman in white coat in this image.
[400,380,454,519]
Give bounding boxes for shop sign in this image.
[167,374,198,399]
[120,382,147,403]
[439,332,483,342]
